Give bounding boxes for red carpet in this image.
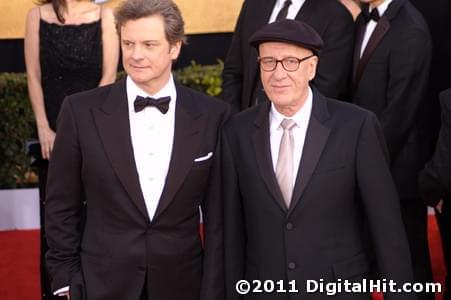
[428,214,446,300]
[0,230,41,300]
[0,216,446,299]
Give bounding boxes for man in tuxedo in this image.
[45,0,228,299]
[419,89,451,300]
[222,0,355,113]
[351,1,433,296]
[223,19,414,300]
[410,0,451,150]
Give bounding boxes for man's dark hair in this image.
[114,0,187,45]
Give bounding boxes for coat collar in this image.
[252,87,331,214]
[93,79,205,222]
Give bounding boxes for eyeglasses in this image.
[258,55,315,72]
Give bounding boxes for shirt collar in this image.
[270,86,313,131]
[126,74,177,113]
[372,0,392,16]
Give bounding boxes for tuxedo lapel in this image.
[295,0,316,24]
[252,102,287,213]
[260,0,276,24]
[288,90,331,216]
[92,78,149,219]
[352,15,367,85]
[354,17,390,90]
[153,85,205,221]
[353,0,405,91]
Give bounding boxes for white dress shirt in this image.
[270,87,313,186]
[127,75,177,221]
[268,0,306,23]
[360,0,393,58]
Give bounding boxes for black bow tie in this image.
[363,8,380,23]
[134,95,171,114]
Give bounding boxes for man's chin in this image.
[270,94,291,105]
[128,74,151,85]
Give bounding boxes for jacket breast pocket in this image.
[313,161,347,175]
[312,149,347,175]
[191,155,214,172]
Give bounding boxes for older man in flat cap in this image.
[223,19,415,300]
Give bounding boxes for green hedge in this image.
[0,73,35,188]
[0,61,223,189]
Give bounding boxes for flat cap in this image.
[249,19,324,55]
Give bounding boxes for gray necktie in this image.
[276,0,292,20]
[276,119,296,208]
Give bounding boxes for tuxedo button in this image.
[286,223,293,230]
[288,262,296,270]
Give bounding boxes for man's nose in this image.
[272,61,287,80]
[130,46,144,60]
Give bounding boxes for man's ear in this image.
[308,56,319,81]
[170,40,182,60]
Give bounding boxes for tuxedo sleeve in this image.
[313,5,354,100]
[45,97,84,292]
[431,92,451,192]
[381,28,432,161]
[419,90,451,203]
[356,112,415,300]
[222,126,246,300]
[200,106,231,300]
[222,0,248,113]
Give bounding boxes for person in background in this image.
[409,0,451,189]
[419,89,451,300]
[339,0,362,20]
[24,0,119,299]
[222,0,355,113]
[351,1,433,298]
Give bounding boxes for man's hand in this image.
[435,199,444,214]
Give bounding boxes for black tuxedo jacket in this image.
[419,89,451,202]
[410,0,451,160]
[352,0,432,199]
[45,78,229,300]
[222,0,354,113]
[223,89,414,300]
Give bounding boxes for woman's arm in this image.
[98,6,119,86]
[25,6,55,159]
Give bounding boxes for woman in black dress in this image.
[24,0,119,299]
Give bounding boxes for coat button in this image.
[286,223,293,230]
[288,262,296,270]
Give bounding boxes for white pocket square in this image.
[194,152,213,162]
